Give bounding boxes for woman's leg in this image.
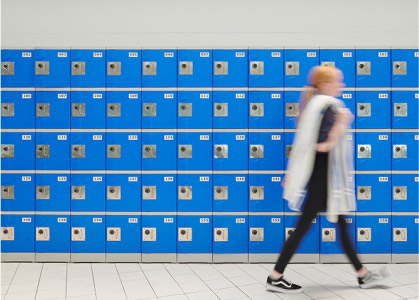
[337,215,363,271]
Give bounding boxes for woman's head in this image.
[308,65,345,97]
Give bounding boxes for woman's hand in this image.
[281,175,287,188]
[337,107,354,126]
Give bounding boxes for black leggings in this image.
[275,153,363,273]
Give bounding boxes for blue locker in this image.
[356,132,391,171]
[177,132,212,171]
[35,215,70,257]
[70,215,105,256]
[249,215,283,256]
[177,215,212,256]
[391,49,419,87]
[1,49,34,87]
[249,91,283,129]
[249,49,283,88]
[70,49,106,87]
[284,49,319,88]
[284,215,320,254]
[213,91,249,129]
[320,49,356,88]
[142,49,177,88]
[34,49,70,87]
[1,214,35,255]
[35,91,70,129]
[1,91,35,129]
[178,91,212,129]
[141,91,177,129]
[392,215,419,255]
[355,173,391,212]
[392,91,419,129]
[105,215,141,258]
[106,174,141,212]
[106,49,141,87]
[320,215,355,255]
[35,173,70,212]
[70,174,105,212]
[213,174,248,213]
[141,132,176,171]
[249,131,284,170]
[392,132,419,171]
[284,91,300,129]
[141,174,176,212]
[1,173,34,211]
[71,91,106,129]
[213,49,248,88]
[177,174,212,212]
[337,91,355,129]
[355,91,391,129]
[106,132,141,170]
[392,174,419,212]
[141,215,177,255]
[356,49,390,87]
[355,215,391,255]
[249,174,283,213]
[178,49,212,87]
[106,91,141,129]
[1,132,35,170]
[284,132,295,168]
[70,132,105,171]
[213,131,248,171]
[35,132,70,170]
[213,215,248,255]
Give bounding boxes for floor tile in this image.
[213,287,248,300]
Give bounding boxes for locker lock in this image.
[35,61,49,75]
[393,186,407,200]
[1,62,14,75]
[214,145,228,158]
[72,62,86,75]
[250,145,264,158]
[36,227,50,241]
[357,228,371,242]
[357,103,371,117]
[285,62,299,76]
[107,227,121,241]
[357,61,371,75]
[286,228,295,240]
[72,145,85,158]
[145,229,150,235]
[394,103,407,117]
[214,186,228,200]
[143,186,156,200]
[143,228,156,241]
[285,145,293,158]
[322,228,336,242]
[1,227,14,240]
[285,103,299,117]
[180,229,186,234]
[37,145,50,158]
[72,186,85,200]
[178,103,192,117]
[250,103,264,117]
[107,145,121,159]
[357,186,371,200]
[107,62,121,76]
[178,186,192,200]
[143,103,156,117]
[214,228,228,241]
[393,228,407,242]
[178,145,192,159]
[2,103,14,117]
[393,61,407,76]
[37,103,50,117]
[36,186,50,200]
[107,103,121,117]
[2,186,14,199]
[214,103,228,117]
[250,61,264,75]
[393,145,407,158]
[72,103,86,117]
[143,145,156,158]
[179,61,193,75]
[1,145,14,158]
[72,227,85,241]
[250,186,264,200]
[214,61,228,75]
[358,145,371,158]
[143,62,157,75]
[107,186,121,200]
[250,228,264,241]
[178,228,192,241]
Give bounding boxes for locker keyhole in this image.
[360,105,365,110]
[38,63,43,69]
[395,147,401,152]
[39,188,44,193]
[74,229,79,234]
[3,65,8,70]
[360,230,365,235]
[3,229,8,234]
[110,105,115,110]
[145,229,150,235]
[287,105,293,111]
[252,188,258,193]
[74,147,79,152]
[181,63,187,69]
[145,105,150,111]
[110,64,115,69]
[38,229,44,234]
[252,230,258,235]
[287,64,293,69]
[395,188,401,194]
[251,147,257,152]
[109,229,115,235]
[395,64,400,69]
[216,105,222,110]
[288,230,293,235]
[3,146,9,151]
[252,105,258,111]
[110,189,115,193]
[145,188,151,193]
[359,63,365,69]
[216,147,222,152]
[252,63,258,69]
[180,230,186,235]
[396,105,401,110]
[181,188,186,193]
[216,188,222,194]
[325,230,330,235]
[216,230,222,235]
[396,230,401,235]
[110,147,115,152]
[74,64,80,69]
[74,188,80,193]
[181,105,186,110]
[145,147,150,152]
[180,147,186,152]
[3,105,8,110]
[216,63,222,69]
[360,147,365,152]
[39,106,44,111]
[360,188,365,193]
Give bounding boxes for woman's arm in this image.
[316,108,353,152]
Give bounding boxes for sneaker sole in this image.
[266,283,303,294]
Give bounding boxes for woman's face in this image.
[319,70,345,97]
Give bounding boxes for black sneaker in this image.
[358,266,391,289]
[266,275,303,294]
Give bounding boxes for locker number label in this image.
[236,218,246,223]
[58,135,67,140]
[22,52,32,57]
[378,52,388,57]
[379,135,388,140]
[128,52,138,57]
[93,218,102,223]
[271,218,281,223]
[58,94,67,99]
[200,52,210,57]
[379,218,388,223]
[57,52,67,57]
[93,52,103,57]
[236,135,245,140]
[164,135,174,140]
[93,176,103,182]
[271,135,281,140]
[235,52,245,57]
[379,93,388,99]
[271,52,281,57]
[164,176,174,182]
[58,176,67,182]
[342,93,352,99]
[129,93,138,99]
[128,135,138,140]
[164,52,174,58]
[379,177,388,182]
[272,177,281,182]
[22,94,32,99]
[57,218,67,223]
[22,217,32,223]
[236,93,245,99]
[271,93,281,99]
[200,176,209,182]
[236,177,245,182]
[129,218,138,223]
[200,218,210,223]
[164,218,174,223]
[200,135,209,140]
[307,52,317,57]
[93,93,103,99]
[200,93,210,99]
[164,93,174,99]
[22,176,32,182]
[22,135,32,140]
[93,135,103,140]
[128,176,138,182]
[343,52,353,57]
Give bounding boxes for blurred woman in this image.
[266,66,390,294]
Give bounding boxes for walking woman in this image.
[266,66,391,294]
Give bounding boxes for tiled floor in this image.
[0,262,418,300]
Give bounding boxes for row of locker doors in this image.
[2,131,418,170]
[2,173,418,213]
[2,90,419,129]
[1,214,418,262]
[2,49,418,88]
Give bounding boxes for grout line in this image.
[187,265,222,299]
[33,263,44,300]
[90,263,98,300]
[139,263,158,299]
[114,263,128,300]
[65,262,68,299]
[4,263,20,296]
